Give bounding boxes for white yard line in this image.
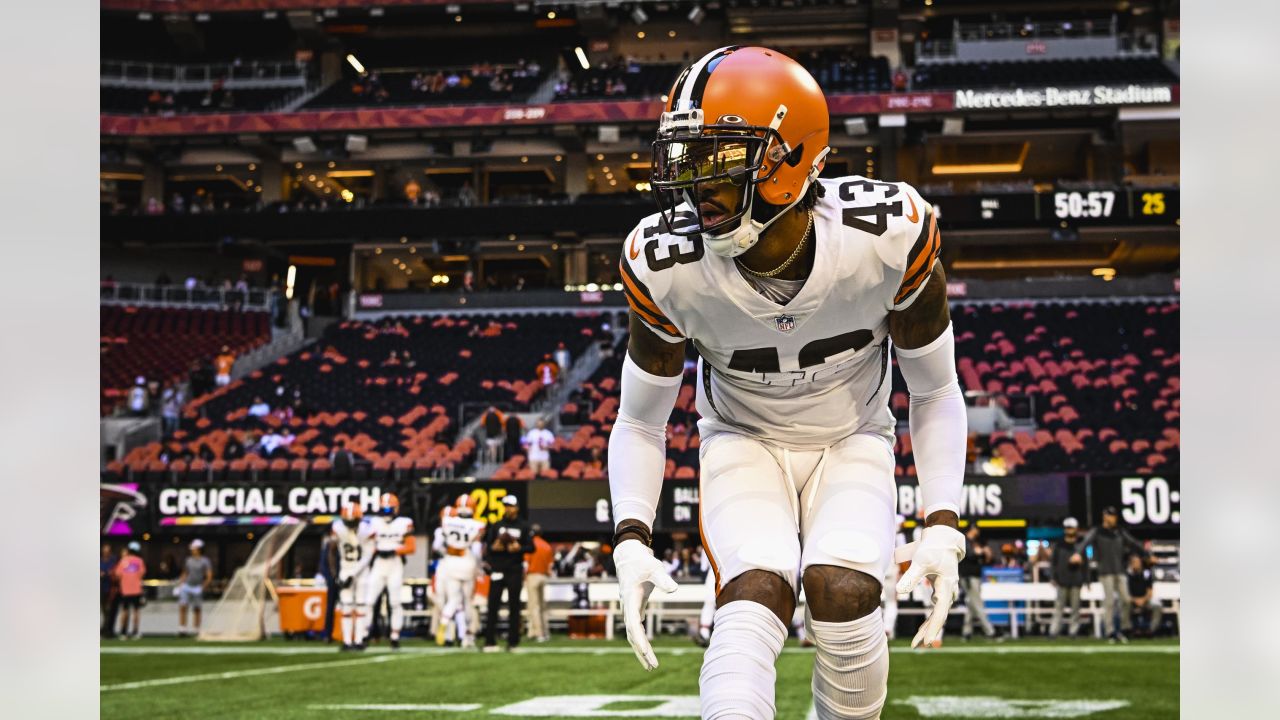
[101,644,1179,658]
[308,705,483,712]
[100,653,406,692]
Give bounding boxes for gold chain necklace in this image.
[736,210,813,279]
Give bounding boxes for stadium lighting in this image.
[613,283,624,291]
[586,283,600,292]
[547,11,556,19]
[285,265,297,299]
[341,189,354,202]
[574,47,590,71]
[346,54,366,74]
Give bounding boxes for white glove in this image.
[172,584,182,598]
[896,524,965,649]
[614,539,678,671]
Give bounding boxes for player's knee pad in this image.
[699,600,788,720]
[806,609,889,720]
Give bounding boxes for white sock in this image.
[700,600,788,720]
[806,610,890,720]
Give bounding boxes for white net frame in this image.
[197,518,306,641]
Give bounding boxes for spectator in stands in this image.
[214,346,236,387]
[1078,507,1147,643]
[224,433,246,461]
[260,428,294,458]
[114,541,147,640]
[248,396,271,418]
[175,539,212,637]
[482,495,533,652]
[553,341,571,373]
[458,180,478,207]
[329,438,355,480]
[524,524,553,642]
[1048,517,1087,639]
[127,376,149,417]
[145,197,164,215]
[1127,554,1164,637]
[170,192,185,215]
[101,544,119,638]
[461,270,475,293]
[160,386,182,436]
[522,419,555,476]
[504,414,525,464]
[585,446,605,473]
[959,524,999,641]
[535,354,560,389]
[481,406,505,464]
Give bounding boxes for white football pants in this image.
[698,429,898,720]
[364,555,405,640]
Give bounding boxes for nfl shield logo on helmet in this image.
[774,314,796,333]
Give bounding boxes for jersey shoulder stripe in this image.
[895,204,940,305]
[620,257,681,337]
[618,213,689,341]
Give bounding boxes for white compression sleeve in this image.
[895,323,966,517]
[608,353,682,529]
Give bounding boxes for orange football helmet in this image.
[454,493,476,518]
[378,492,400,517]
[652,46,830,257]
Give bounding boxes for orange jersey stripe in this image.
[698,472,722,596]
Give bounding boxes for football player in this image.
[333,501,374,651]
[363,492,415,649]
[608,47,967,719]
[432,494,487,648]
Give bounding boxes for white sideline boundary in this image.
[100,654,408,692]
[310,704,484,712]
[102,644,1178,658]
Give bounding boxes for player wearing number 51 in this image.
[610,46,968,719]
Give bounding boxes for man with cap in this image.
[958,523,998,640]
[114,541,147,639]
[175,539,213,637]
[482,494,534,652]
[1076,506,1147,642]
[1048,518,1087,638]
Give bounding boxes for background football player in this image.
[333,501,373,651]
[609,46,968,719]
[363,492,415,649]
[432,494,487,648]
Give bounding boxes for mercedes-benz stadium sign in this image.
[954,84,1175,110]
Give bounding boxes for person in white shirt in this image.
[522,419,555,476]
[248,396,270,418]
[127,377,149,417]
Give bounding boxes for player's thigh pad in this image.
[799,433,897,584]
[699,431,802,593]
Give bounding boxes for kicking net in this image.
[198,518,305,641]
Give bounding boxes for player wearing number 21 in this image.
[609,46,969,719]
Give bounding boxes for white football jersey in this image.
[620,176,941,450]
[332,518,374,577]
[368,515,415,554]
[440,514,486,553]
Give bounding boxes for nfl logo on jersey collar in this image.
[774,314,796,332]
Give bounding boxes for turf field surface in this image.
[101,636,1178,719]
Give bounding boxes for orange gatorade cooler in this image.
[277,587,329,635]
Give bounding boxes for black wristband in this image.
[613,522,652,548]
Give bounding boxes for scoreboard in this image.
[931,187,1179,229]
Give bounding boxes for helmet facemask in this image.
[651,104,822,257]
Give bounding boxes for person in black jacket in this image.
[1048,517,1087,638]
[482,494,534,651]
[958,524,997,640]
[1077,506,1147,643]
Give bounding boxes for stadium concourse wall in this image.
[104,474,1180,542]
[99,85,1179,137]
[346,274,1179,316]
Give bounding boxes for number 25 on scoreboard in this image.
[1140,192,1166,215]
[470,488,509,523]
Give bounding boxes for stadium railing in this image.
[100,281,275,312]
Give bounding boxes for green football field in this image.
[101,636,1178,719]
